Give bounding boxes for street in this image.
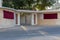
[0,26,60,40]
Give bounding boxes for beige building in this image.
[0,7,60,28]
[0,0,60,28]
[16,9,60,26]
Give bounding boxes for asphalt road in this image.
[0,26,60,40]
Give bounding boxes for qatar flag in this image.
[3,10,14,19]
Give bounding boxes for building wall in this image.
[0,9,15,28]
[37,13,60,25]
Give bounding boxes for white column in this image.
[35,14,37,25]
[14,12,16,25]
[31,13,34,25]
[0,0,2,7]
[17,13,20,25]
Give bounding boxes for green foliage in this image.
[34,0,56,10]
[3,0,13,8]
[2,0,56,10]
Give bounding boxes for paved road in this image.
[0,26,60,40]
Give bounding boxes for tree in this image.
[3,0,56,10]
[3,0,13,8]
[33,0,56,10]
[3,0,35,10]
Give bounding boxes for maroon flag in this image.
[3,10,14,19]
[44,13,57,19]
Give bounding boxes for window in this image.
[44,13,57,19]
[3,10,14,19]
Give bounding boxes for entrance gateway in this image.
[15,12,37,25]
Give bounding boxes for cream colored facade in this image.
[20,13,60,26]
[19,13,60,26]
[0,0,60,28]
[0,8,15,28]
[37,13,60,25]
[0,7,60,28]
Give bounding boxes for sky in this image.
[58,0,60,3]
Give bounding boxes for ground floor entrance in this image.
[15,13,37,25]
[20,14,31,25]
